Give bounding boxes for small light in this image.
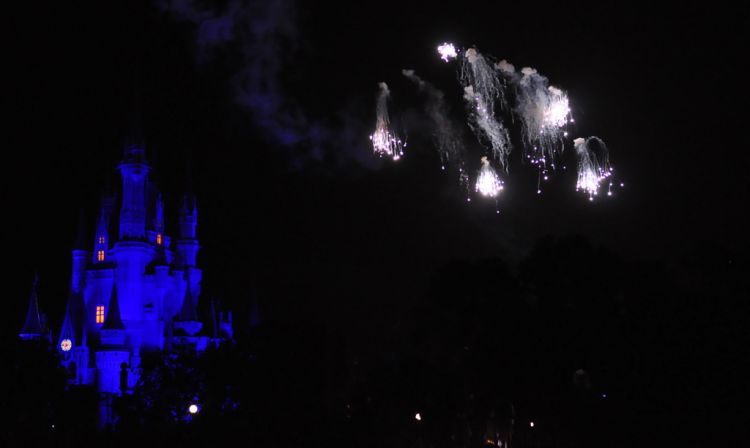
[415,413,421,421]
[530,421,534,428]
[602,393,607,398]
[188,404,199,414]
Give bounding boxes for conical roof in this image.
[177,285,198,322]
[20,275,44,337]
[102,283,125,330]
[58,289,88,348]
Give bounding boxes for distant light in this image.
[529,421,534,428]
[60,339,72,352]
[188,404,199,414]
[415,413,422,421]
[601,393,607,398]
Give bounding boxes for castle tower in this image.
[112,146,152,327]
[118,145,149,240]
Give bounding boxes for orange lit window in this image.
[97,250,105,262]
[96,305,105,324]
[156,234,162,245]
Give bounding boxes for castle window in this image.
[97,250,105,262]
[156,234,162,245]
[98,236,105,244]
[96,305,105,324]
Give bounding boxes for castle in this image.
[18,145,232,403]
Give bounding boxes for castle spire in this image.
[19,274,45,340]
[205,299,219,339]
[178,285,198,322]
[174,284,202,336]
[102,283,125,330]
[118,141,150,240]
[58,289,87,351]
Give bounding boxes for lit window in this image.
[98,236,105,244]
[156,234,162,245]
[97,250,105,262]
[60,339,72,351]
[96,305,105,324]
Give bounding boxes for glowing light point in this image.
[475,157,503,198]
[415,413,422,421]
[60,339,72,352]
[530,422,535,428]
[437,43,458,62]
[188,404,199,414]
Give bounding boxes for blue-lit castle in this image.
[19,145,232,400]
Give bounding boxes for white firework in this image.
[516,67,572,167]
[437,42,458,62]
[476,156,504,197]
[574,137,613,200]
[370,82,405,161]
[459,48,512,168]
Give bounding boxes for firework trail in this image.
[369,82,405,161]
[515,66,572,165]
[459,48,512,168]
[402,69,468,188]
[475,156,504,198]
[574,137,614,200]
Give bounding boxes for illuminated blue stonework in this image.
[25,145,233,423]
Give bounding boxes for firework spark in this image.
[370,82,405,161]
[437,42,458,62]
[476,156,504,197]
[574,137,613,200]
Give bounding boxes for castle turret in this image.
[19,274,47,341]
[58,289,88,352]
[177,193,199,267]
[96,283,130,394]
[58,289,90,384]
[174,285,202,336]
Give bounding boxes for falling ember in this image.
[370,82,405,160]
[574,137,613,199]
[437,42,458,62]
[476,156,504,197]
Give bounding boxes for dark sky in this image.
[4,1,748,333]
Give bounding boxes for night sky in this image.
[3,1,749,439]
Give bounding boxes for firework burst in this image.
[370,82,405,161]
